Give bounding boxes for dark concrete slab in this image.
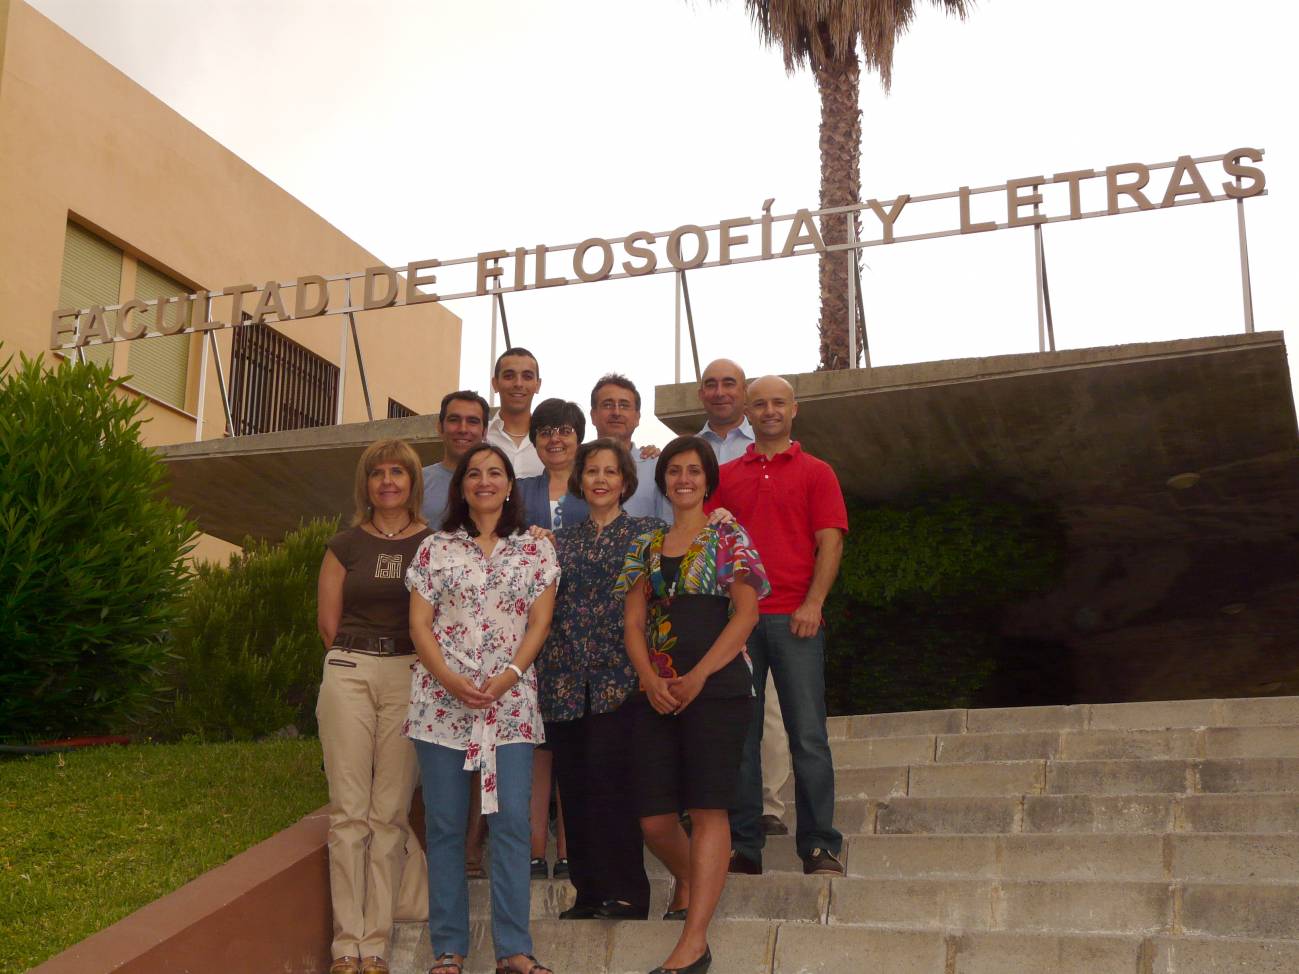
[157,414,444,543]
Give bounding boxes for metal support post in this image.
[1236,177,1255,333]
[495,290,512,348]
[75,345,87,365]
[489,290,498,405]
[336,313,349,425]
[674,271,682,384]
[208,330,235,435]
[343,274,374,422]
[847,249,857,368]
[1033,224,1047,352]
[679,271,701,382]
[194,295,210,441]
[854,259,871,368]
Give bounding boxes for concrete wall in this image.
[0,0,459,441]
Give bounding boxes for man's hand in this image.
[526,524,556,545]
[638,444,660,460]
[789,600,822,639]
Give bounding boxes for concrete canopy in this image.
[655,332,1299,546]
[157,414,445,544]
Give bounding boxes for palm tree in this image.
[741,0,971,370]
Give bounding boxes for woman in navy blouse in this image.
[534,437,665,921]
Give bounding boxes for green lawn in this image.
[0,739,328,971]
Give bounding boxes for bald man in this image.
[697,360,791,837]
[707,375,848,876]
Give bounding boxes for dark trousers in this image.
[545,698,650,912]
[729,613,843,861]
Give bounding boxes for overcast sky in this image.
[28,0,1298,444]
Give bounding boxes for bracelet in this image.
[505,663,525,681]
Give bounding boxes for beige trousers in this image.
[762,671,792,817]
[317,649,428,960]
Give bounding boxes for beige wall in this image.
[0,0,460,446]
[0,1,460,560]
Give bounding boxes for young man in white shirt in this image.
[488,347,544,478]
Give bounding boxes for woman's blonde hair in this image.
[352,439,425,526]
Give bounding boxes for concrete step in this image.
[811,757,1299,799]
[841,832,1299,883]
[784,792,1299,835]
[388,918,1299,973]
[829,725,1299,769]
[829,694,1299,740]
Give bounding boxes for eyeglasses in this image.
[536,425,576,439]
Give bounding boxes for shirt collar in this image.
[739,440,803,462]
[698,417,754,441]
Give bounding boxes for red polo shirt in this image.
[707,441,849,615]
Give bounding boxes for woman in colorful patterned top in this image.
[616,434,769,974]
[404,443,560,974]
[535,437,664,922]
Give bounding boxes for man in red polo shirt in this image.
[708,374,848,876]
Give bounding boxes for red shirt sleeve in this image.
[809,460,850,535]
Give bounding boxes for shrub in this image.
[158,518,338,740]
[0,354,195,741]
[825,487,1065,716]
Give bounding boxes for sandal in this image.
[496,954,554,974]
[428,953,463,974]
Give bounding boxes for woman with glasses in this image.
[514,398,586,880]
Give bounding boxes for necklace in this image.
[372,514,413,538]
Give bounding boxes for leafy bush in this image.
[825,487,1065,716]
[0,354,195,741]
[157,518,337,741]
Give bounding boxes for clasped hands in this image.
[645,669,705,716]
[441,669,517,709]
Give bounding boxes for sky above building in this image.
[28,0,1298,444]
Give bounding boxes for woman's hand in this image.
[441,671,495,709]
[666,669,706,713]
[643,673,679,715]
[479,670,518,703]
[707,506,735,527]
[526,525,556,545]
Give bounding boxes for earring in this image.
[506,493,512,502]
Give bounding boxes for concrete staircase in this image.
[390,695,1299,973]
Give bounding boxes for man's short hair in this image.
[528,398,587,445]
[590,373,641,411]
[438,390,490,426]
[493,346,539,379]
[654,434,720,500]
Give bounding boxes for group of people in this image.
[314,348,848,974]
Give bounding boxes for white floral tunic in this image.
[404,529,559,814]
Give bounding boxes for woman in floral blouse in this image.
[405,443,560,974]
[616,435,769,974]
[535,437,664,922]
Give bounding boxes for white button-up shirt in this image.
[699,417,755,464]
[487,413,543,478]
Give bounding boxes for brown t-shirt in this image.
[327,525,433,639]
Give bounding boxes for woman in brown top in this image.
[317,439,433,974]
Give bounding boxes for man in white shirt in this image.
[487,347,544,478]
[421,390,489,527]
[697,358,792,838]
[589,373,672,523]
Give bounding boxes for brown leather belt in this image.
[332,634,415,657]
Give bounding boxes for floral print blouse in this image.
[404,529,560,814]
[539,512,665,722]
[614,521,771,687]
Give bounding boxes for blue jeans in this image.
[729,614,842,861]
[413,740,533,960]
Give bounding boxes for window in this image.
[388,398,416,419]
[58,222,121,370]
[128,263,192,409]
[228,322,339,435]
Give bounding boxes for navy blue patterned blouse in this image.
[536,511,666,722]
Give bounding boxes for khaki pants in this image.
[317,649,428,960]
[761,671,792,818]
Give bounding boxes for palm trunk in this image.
[814,41,862,371]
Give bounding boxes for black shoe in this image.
[727,850,762,875]
[759,814,789,836]
[529,857,548,879]
[552,857,570,879]
[802,847,845,876]
[595,899,649,920]
[648,946,711,974]
[662,907,688,921]
[558,903,600,920]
